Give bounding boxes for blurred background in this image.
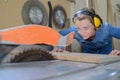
[0,0,120,52]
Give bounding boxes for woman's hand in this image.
[51,48,69,53]
[109,49,120,56]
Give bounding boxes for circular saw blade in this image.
[1,45,54,63]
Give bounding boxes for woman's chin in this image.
[83,37,89,40]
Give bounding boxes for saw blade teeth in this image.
[1,45,54,63]
[1,54,14,63]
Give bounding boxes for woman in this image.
[59,8,120,56]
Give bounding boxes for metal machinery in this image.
[0,0,74,63]
[0,24,75,63]
[0,1,120,80]
[0,60,120,80]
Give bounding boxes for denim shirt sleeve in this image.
[59,26,77,36]
[106,23,120,39]
[59,26,83,41]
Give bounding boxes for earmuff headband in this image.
[73,10,103,29]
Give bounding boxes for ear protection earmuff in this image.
[72,10,103,29]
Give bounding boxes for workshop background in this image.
[0,0,120,52]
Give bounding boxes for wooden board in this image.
[51,52,120,63]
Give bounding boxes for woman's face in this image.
[75,18,95,40]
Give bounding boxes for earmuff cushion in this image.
[93,16,101,28]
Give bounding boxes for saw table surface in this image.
[0,60,120,80]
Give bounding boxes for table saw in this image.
[0,60,120,80]
[0,24,120,80]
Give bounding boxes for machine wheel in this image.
[22,0,48,25]
[1,45,54,63]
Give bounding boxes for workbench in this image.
[0,60,120,80]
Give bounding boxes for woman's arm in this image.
[108,23,120,39]
[59,26,77,36]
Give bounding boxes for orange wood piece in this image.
[0,25,61,46]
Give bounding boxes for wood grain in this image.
[51,52,120,63]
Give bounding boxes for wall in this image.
[111,0,120,50]
[0,0,70,29]
[0,0,26,28]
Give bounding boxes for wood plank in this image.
[51,52,120,63]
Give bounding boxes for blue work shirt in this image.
[59,22,120,54]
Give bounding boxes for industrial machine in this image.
[0,0,74,63]
[0,24,74,63]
